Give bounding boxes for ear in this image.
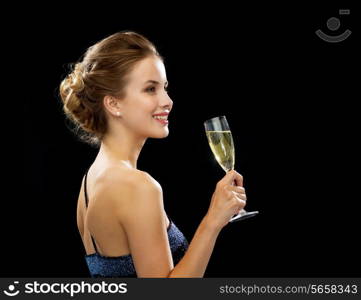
[103,95,123,117]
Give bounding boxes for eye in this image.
[145,86,156,93]
[145,85,169,93]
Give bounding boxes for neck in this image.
[96,129,147,170]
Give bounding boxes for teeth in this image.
[153,115,167,120]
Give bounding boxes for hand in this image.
[205,170,247,230]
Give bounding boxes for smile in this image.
[153,115,168,120]
[152,116,169,125]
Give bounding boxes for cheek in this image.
[132,104,156,123]
[141,98,158,114]
[126,95,158,120]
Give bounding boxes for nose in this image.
[161,93,173,111]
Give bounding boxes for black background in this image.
[10,2,360,277]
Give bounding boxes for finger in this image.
[233,170,243,187]
[224,170,243,187]
[225,185,245,194]
[233,196,246,209]
[231,190,247,201]
[230,186,245,193]
[239,194,247,201]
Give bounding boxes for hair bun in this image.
[68,63,85,93]
[59,31,160,147]
[59,63,90,128]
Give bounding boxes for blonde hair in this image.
[59,31,161,146]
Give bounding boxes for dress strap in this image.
[166,214,173,230]
[84,168,98,253]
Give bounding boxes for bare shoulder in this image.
[99,166,161,190]
[89,167,172,276]
[94,166,162,206]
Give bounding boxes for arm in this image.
[167,169,246,277]
[167,215,221,278]
[105,168,221,278]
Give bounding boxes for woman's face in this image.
[119,55,173,139]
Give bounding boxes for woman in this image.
[59,31,247,278]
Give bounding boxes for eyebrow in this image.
[144,80,168,86]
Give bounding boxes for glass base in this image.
[229,210,259,223]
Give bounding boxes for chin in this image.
[150,128,169,139]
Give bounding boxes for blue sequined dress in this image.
[82,170,189,277]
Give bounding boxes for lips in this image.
[152,115,168,125]
[152,111,169,121]
[153,115,168,120]
[152,110,170,126]
[152,112,169,117]
[154,118,169,125]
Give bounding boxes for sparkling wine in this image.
[206,130,235,172]
[204,116,259,222]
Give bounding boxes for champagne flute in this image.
[204,115,259,222]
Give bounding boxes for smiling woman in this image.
[59,31,172,146]
[59,31,246,278]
